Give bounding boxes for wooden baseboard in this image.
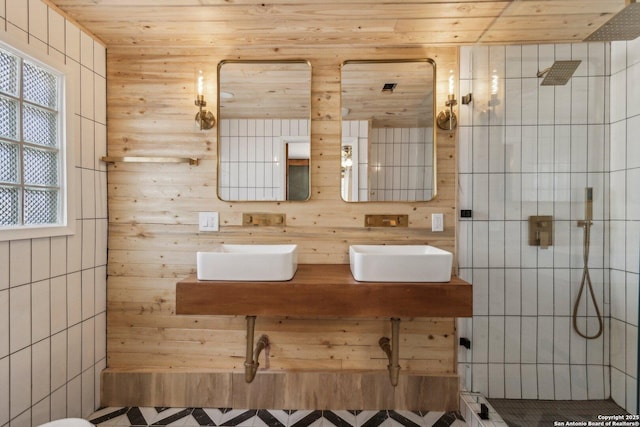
[101,369,460,411]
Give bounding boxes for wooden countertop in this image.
[176,264,472,318]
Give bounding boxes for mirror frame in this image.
[216,59,312,202]
[340,58,437,203]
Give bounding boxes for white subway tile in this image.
[588,76,606,124]
[521,364,538,398]
[0,358,10,425]
[31,237,50,282]
[537,317,554,363]
[10,239,31,286]
[554,82,572,124]
[6,0,27,31]
[538,86,555,125]
[553,316,570,364]
[488,363,505,398]
[67,220,82,273]
[48,9,65,53]
[82,268,94,321]
[80,66,94,120]
[626,221,640,274]
[28,0,47,42]
[505,79,522,125]
[32,338,50,403]
[10,346,31,418]
[571,43,589,76]
[504,316,521,363]
[554,364,572,400]
[570,365,588,400]
[521,316,538,363]
[80,31,93,68]
[32,279,50,343]
[472,316,489,364]
[65,22,80,62]
[32,398,50,427]
[587,365,605,399]
[67,271,82,326]
[489,175,505,221]
[537,363,555,399]
[50,386,66,421]
[504,363,522,398]
[82,317,94,369]
[82,219,96,270]
[9,284,31,352]
[51,330,67,390]
[50,275,67,334]
[82,366,95,418]
[553,268,571,316]
[473,268,489,316]
[0,290,7,358]
[488,316,505,363]
[504,269,522,315]
[521,45,539,78]
[67,323,82,380]
[67,375,82,418]
[626,273,639,326]
[489,268,505,315]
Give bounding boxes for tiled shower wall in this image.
[218,119,309,201]
[0,0,108,425]
[458,39,640,413]
[368,127,434,201]
[610,38,640,412]
[457,43,613,402]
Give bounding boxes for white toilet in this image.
[38,418,94,427]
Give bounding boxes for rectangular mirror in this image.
[341,59,436,202]
[218,60,311,201]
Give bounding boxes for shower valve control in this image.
[528,215,553,249]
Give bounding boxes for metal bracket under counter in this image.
[176,265,472,386]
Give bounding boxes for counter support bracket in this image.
[244,316,269,383]
[379,317,401,386]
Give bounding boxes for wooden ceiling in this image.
[46,0,626,50]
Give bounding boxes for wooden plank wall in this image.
[106,45,459,376]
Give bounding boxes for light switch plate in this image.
[199,212,219,232]
[432,213,444,232]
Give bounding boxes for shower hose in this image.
[572,220,604,340]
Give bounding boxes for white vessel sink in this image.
[349,245,452,282]
[197,244,298,281]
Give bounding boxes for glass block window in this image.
[0,45,63,228]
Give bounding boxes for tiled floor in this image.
[88,407,467,427]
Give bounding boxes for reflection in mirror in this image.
[341,60,436,202]
[217,60,311,201]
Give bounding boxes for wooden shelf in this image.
[101,156,200,165]
[176,264,472,318]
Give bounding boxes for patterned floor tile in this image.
[288,410,323,427]
[88,408,467,427]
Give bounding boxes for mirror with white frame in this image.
[341,59,436,202]
[217,60,311,201]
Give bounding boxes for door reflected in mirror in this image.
[341,60,436,202]
[217,60,311,201]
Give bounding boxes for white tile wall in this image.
[0,0,108,424]
[368,127,434,201]
[460,39,640,413]
[609,39,640,414]
[218,119,309,201]
[458,42,619,404]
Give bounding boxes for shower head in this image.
[584,0,640,42]
[536,60,582,86]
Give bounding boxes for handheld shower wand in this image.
[573,187,603,339]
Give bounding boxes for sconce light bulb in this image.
[197,70,205,97]
[448,70,455,96]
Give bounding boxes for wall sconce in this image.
[194,69,215,130]
[437,70,457,131]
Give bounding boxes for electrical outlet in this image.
[431,213,444,232]
[460,209,472,218]
[199,212,219,231]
